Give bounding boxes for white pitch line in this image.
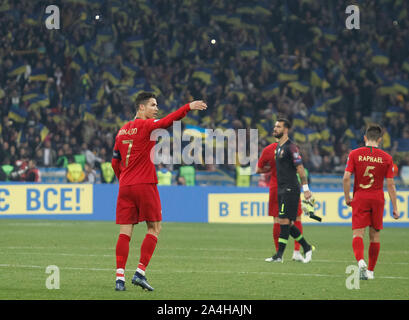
[1,250,408,266]
[0,263,408,280]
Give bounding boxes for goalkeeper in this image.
[264,118,315,263]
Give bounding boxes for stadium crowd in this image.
[1,0,409,183]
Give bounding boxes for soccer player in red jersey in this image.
[343,124,399,280]
[111,92,207,291]
[257,142,305,262]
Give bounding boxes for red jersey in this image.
[257,142,278,188]
[345,146,394,199]
[111,104,191,186]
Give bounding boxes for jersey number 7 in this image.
[122,139,134,167]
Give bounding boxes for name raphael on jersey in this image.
[358,155,384,163]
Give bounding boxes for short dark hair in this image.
[135,92,156,109]
[277,117,291,129]
[365,123,383,141]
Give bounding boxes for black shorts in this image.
[278,192,301,221]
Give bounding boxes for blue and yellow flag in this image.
[8,61,26,78]
[192,68,213,85]
[28,94,50,111]
[293,129,307,144]
[125,36,144,48]
[309,110,327,124]
[29,68,48,82]
[386,106,403,118]
[371,45,390,65]
[261,83,280,98]
[288,81,309,93]
[292,114,306,129]
[393,80,409,95]
[278,69,298,82]
[102,67,121,85]
[239,46,259,58]
[8,106,28,123]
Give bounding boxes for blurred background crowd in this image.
[1,0,409,184]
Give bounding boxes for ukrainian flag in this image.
[168,40,182,58]
[309,110,327,124]
[24,13,39,26]
[254,3,271,15]
[226,14,241,26]
[325,95,342,106]
[386,106,403,118]
[70,55,84,71]
[321,141,334,154]
[122,62,139,77]
[8,61,26,78]
[310,68,324,87]
[8,106,28,123]
[28,94,50,111]
[293,129,307,144]
[292,114,306,129]
[371,46,390,65]
[230,90,246,102]
[320,128,331,141]
[393,80,409,95]
[183,124,207,139]
[125,36,144,48]
[288,81,309,93]
[192,68,213,85]
[29,68,48,82]
[278,69,298,82]
[102,67,121,86]
[262,83,280,98]
[321,28,337,41]
[378,82,396,96]
[212,12,228,23]
[236,6,256,15]
[305,128,321,143]
[239,46,259,58]
[96,28,113,46]
[38,124,50,142]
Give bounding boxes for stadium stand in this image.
[1,0,409,187]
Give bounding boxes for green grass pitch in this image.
[0,219,408,300]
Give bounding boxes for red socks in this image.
[368,242,380,271]
[138,233,158,272]
[293,220,303,251]
[273,223,280,252]
[352,236,364,262]
[116,233,131,270]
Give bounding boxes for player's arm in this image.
[296,164,312,200]
[343,171,353,206]
[111,142,122,179]
[256,148,271,174]
[150,101,207,130]
[386,178,399,219]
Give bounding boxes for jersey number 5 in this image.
[122,139,134,167]
[359,165,375,189]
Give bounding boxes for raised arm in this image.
[150,101,207,131]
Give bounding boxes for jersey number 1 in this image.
[122,140,134,167]
[359,165,375,189]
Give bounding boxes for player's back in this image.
[114,119,157,185]
[348,146,393,198]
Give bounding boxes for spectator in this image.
[83,163,97,184]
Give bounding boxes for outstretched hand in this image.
[189,100,208,111]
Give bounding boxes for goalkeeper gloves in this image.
[301,197,322,222]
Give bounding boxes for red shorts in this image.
[269,188,302,217]
[351,196,384,230]
[116,184,162,225]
